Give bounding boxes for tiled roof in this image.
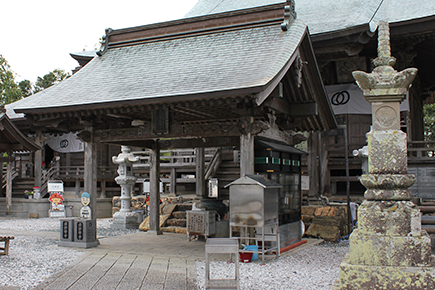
[10,20,307,113]
[0,111,40,153]
[185,0,435,34]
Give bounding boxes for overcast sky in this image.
[1,0,199,83]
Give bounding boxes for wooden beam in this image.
[159,137,239,149]
[0,144,24,150]
[291,103,318,117]
[263,97,317,117]
[97,120,241,143]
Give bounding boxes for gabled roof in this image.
[11,21,307,112]
[186,0,435,35]
[9,3,337,133]
[0,107,40,153]
[224,174,282,188]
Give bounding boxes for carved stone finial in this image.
[373,21,396,67]
[281,0,297,31]
[352,21,417,103]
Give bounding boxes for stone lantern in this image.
[111,146,140,229]
[335,21,435,289]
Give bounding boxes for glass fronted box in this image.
[254,138,305,246]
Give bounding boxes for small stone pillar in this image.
[335,22,435,289]
[111,146,140,229]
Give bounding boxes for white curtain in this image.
[326,83,409,115]
[45,132,84,153]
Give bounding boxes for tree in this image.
[0,54,22,105]
[34,69,70,93]
[18,79,32,97]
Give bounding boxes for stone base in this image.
[335,254,435,290]
[111,211,140,229]
[349,229,432,267]
[58,240,99,248]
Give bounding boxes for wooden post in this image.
[0,165,3,197]
[34,130,42,188]
[196,148,205,198]
[84,128,98,220]
[6,157,12,213]
[307,132,319,197]
[149,140,162,234]
[170,167,177,196]
[75,179,80,197]
[240,133,255,176]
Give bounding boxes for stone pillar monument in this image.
[335,21,435,289]
[111,146,140,229]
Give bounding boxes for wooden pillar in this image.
[170,167,177,196]
[6,157,12,213]
[34,130,42,188]
[307,132,319,197]
[84,128,98,219]
[0,165,3,197]
[196,148,205,198]
[149,140,162,234]
[75,179,80,197]
[101,180,106,198]
[240,133,255,176]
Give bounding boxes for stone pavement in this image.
[35,232,205,290]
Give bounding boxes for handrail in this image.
[2,166,19,190]
[40,167,59,197]
[205,148,222,180]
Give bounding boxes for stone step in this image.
[0,210,29,218]
[422,225,435,234]
[161,226,187,234]
[172,211,186,219]
[176,203,193,212]
[419,206,435,213]
[422,215,435,225]
[165,218,186,227]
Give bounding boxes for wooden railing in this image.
[1,166,19,190]
[408,141,435,161]
[132,148,216,168]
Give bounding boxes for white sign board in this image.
[301,176,310,191]
[48,181,64,192]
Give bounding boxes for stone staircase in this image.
[161,203,193,233]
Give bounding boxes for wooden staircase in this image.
[214,149,240,199]
[11,178,34,198]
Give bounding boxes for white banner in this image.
[326,84,409,115]
[45,133,84,153]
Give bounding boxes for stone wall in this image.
[302,205,349,241]
[112,196,183,216]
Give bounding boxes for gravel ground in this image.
[195,242,349,290]
[0,218,349,290]
[0,218,138,289]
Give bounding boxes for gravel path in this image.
[0,218,138,289]
[195,242,348,290]
[0,218,349,290]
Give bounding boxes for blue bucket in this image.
[244,245,258,261]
